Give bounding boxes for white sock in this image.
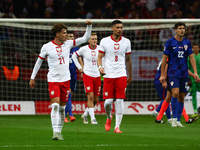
[51,103,60,133]
[115,99,124,129]
[58,106,65,133]
[104,99,113,119]
[83,107,89,116]
[88,108,95,120]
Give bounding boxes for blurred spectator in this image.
[166,2,178,18]
[0,0,16,18]
[159,28,176,47]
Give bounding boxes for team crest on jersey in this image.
[114,44,120,50]
[91,51,96,56]
[184,45,188,51]
[56,47,62,53]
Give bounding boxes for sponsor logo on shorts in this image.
[170,81,174,86]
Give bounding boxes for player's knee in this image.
[52,103,59,111]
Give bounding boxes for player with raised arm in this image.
[29,20,92,140]
[64,31,79,123]
[72,33,101,124]
[159,22,198,127]
[97,20,132,133]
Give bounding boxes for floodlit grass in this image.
[0,115,199,150]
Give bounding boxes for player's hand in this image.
[162,81,167,89]
[127,77,132,85]
[79,68,84,78]
[196,76,200,83]
[159,75,166,83]
[99,68,105,75]
[193,73,199,82]
[29,79,35,89]
[86,20,92,25]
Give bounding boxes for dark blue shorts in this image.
[154,83,167,100]
[70,78,77,92]
[168,76,188,93]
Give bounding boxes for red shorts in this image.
[103,77,127,99]
[48,81,70,102]
[82,74,101,96]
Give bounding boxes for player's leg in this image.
[114,77,127,133]
[168,76,180,127]
[153,83,166,117]
[48,82,62,140]
[176,77,188,127]
[103,78,115,131]
[156,90,172,123]
[191,82,198,114]
[57,81,70,139]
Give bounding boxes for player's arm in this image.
[74,20,92,46]
[97,52,105,75]
[29,57,43,89]
[72,52,83,72]
[189,54,198,81]
[162,63,168,89]
[159,54,168,83]
[125,54,132,85]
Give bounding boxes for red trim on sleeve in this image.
[99,50,105,54]
[126,52,132,55]
[75,52,80,57]
[39,56,45,60]
[73,39,76,46]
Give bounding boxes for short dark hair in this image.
[174,22,186,29]
[112,20,123,26]
[51,23,67,37]
[67,31,74,34]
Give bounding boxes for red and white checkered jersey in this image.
[99,35,131,78]
[75,45,101,77]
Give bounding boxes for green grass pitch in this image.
[0,115,199,150]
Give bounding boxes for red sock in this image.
[156,100,169,120]
[182,107,189,122]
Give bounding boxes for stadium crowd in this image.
[1,0,200,19]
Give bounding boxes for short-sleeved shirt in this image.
[75,45,101,77]
[164,37,193,78]
[99,35,131,78]
[39,39,76,82]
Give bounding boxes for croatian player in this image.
[72,33,101,124]
[97,20,132,133]
[29,20,92,140]
[64,31,79,123]
[159,22,198,127]
[154,61,199,124]
[153,60,172,123]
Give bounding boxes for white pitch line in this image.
[0,144,199,148]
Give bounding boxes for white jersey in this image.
[73,45,101,77]
[39,40,74,82]
[100,35,131,78]
[30,25,92,82]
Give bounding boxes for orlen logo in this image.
[128,103,144,113]
[139,56,158,79]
